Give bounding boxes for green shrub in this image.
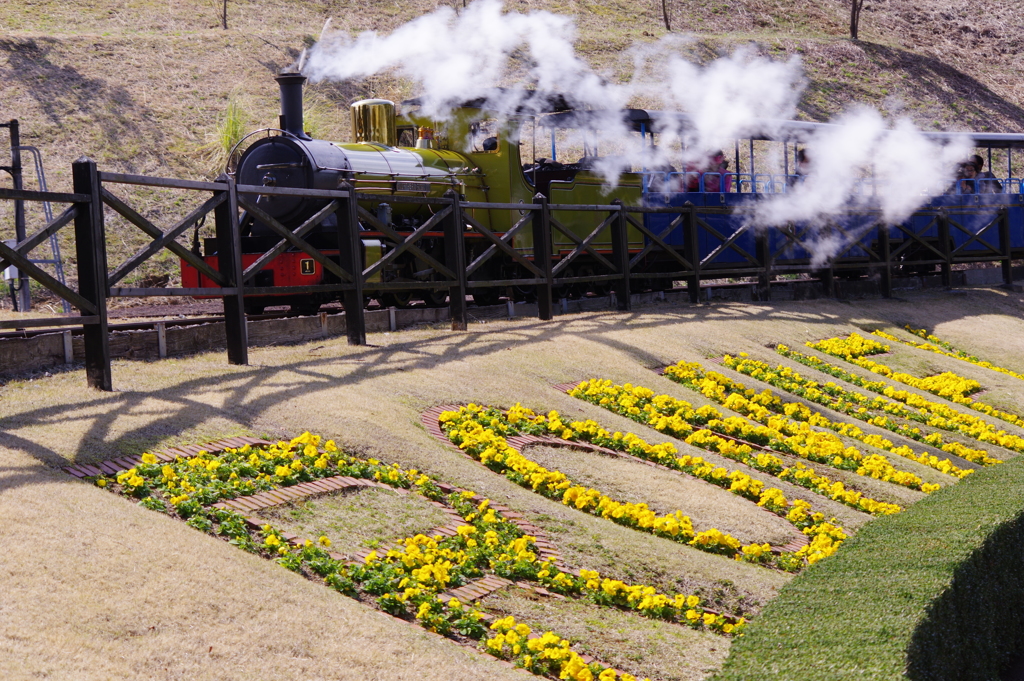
[715,456,1024,681]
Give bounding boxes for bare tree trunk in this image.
[661,0,671,31]
[850,0,864,40]
[222,0,228,29]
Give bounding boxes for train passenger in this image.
[683,150,732,192]
[703,151,732,192]
[956,161,977,194]
[788,148,811,187]
[971,154,1003,193]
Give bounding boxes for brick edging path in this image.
[60,436,274,478]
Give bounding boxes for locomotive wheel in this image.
[421,288,449,308]
[244,302,266,316]
[472,287,502,307]
[577,264,609,297]
[382,290,416,309]
[292,300,323,316]
[512,286,537,303]
[553,266,576,301]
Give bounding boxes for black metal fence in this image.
[1,157,1018,391]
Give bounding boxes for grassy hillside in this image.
[3,286,1024,678]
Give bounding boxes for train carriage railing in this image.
[2,157,1022,390]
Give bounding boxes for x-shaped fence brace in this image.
[623,209,694,276]
[359,203,453,288]
[463,207,542,281]
[549,209,619,279]
[236,195,351,284]
[769,216,882,266]
[0,186,93,314]
[947,210,1006,258]
[103,189,228,288]
[698,214,759,269]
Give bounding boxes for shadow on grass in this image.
[906,507,1024,681]
[800,41,1024,129]
[0,37,167,169]
[0,289,1015,477]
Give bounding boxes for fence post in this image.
[610,200,631,311]
[443,190,468,331]
[337,182,365,345]
[9,120,31,312]
[71,157,111,391]
[755,229,771,301]
[938,210,952,288]
[879,223,892,298]
[532,193,553,320]
[214,174,248,365]
[684,204,700,303]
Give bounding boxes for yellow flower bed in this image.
[655,360,950,489]
[571,378,904,515]
[808,333,1024,432]
[442,404,847,569]
[772,344,1015,463]
[99,432,731,681]
[661,363,946,490]
[874,327,1024,383]
[809,333,980,398]
[809,333,890,359]
[488,615,650,681]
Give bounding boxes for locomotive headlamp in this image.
[351,99,397,147]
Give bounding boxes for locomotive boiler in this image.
[181,72,642,314]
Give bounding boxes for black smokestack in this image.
[276,72,310,140]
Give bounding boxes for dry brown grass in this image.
[4,288,1024,677]
[481,587,729,681]
[260,487,451,556]
[523,444,800,546]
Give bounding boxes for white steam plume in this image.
[752,108,969,266]
[305,0,610,119]
[303,0,802,174]
[305,0,968,263]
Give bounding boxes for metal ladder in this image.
[2,119,70,313]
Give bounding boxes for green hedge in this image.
[714,456,1024,680]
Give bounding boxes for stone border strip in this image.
[60,436,275,479]
[439,575,515,604]
[439,578,568,606]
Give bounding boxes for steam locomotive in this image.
[182,73,1024,314]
